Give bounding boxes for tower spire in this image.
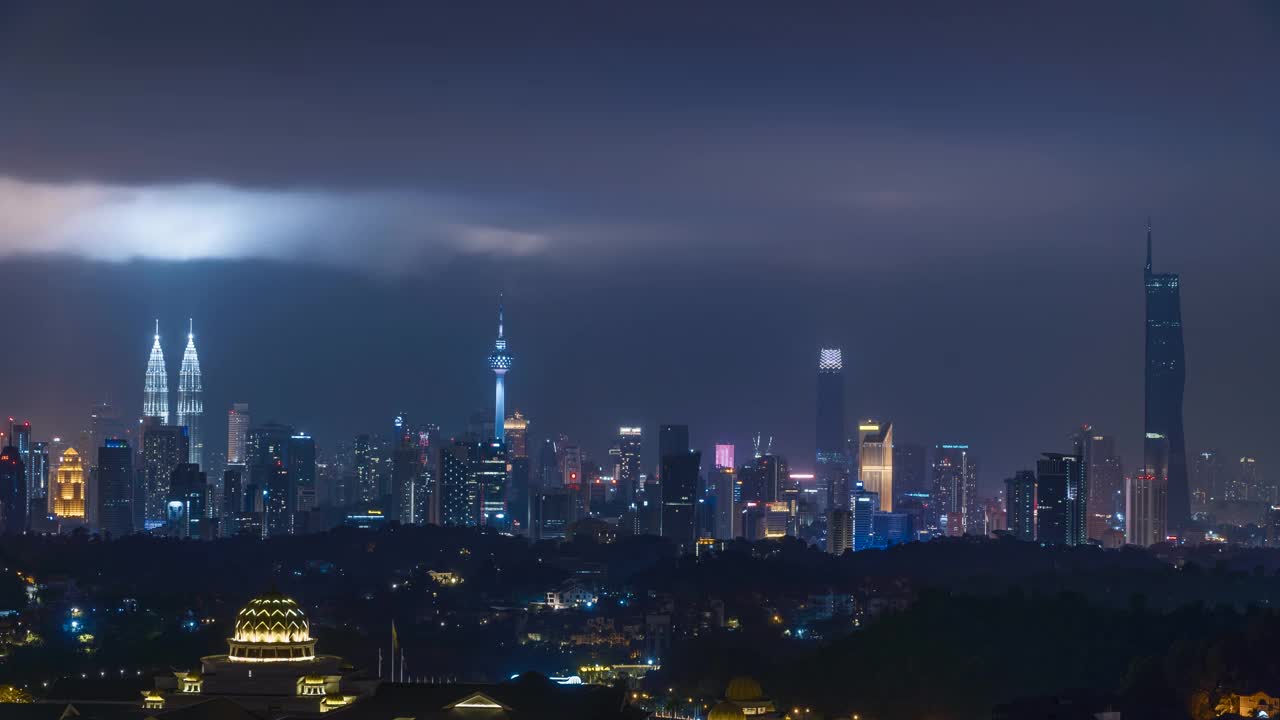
[497,293,505,340]
[486,294,514,444]
[144,320,170,424]
[178,318,204,467]
[1145,216,1153,274]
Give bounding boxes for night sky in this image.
[1,2,1277,489]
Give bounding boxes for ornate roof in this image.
[725,677,764,702]
[227,590,317,662]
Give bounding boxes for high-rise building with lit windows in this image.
[142,419,189,529]
[51,448,87,519]
[177,319,204,467]
[227,403,250,464]
[816,348,847,510]
[144,319,170,424]
[486,298,514,443]
[1143,220,1189,530]
[859,421,893,511]
[505,411,529,458]
[932,444,977,536]
[98,439,133,538]
[612,426,643,503]
[1005,470,1037,541]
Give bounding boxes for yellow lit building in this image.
[51,448,86,519]
[723,676,779,718]
[858,421,893,511]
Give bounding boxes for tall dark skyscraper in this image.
[660,450,701,553]
[1143,221,1189,531]
[289,433,317,513]
[0,441,26,534]
[1036,453,1086,546]
[815,348,847,510]
[440,441,482,527]
[613,426,643,503]
[97,439,133,538]
[1004,471,1037,542]
[658,424,690,467]
[167,462,207,539]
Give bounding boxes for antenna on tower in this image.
[1145,216,1153,273]
[188,317,194,339]
[154,318,160,339]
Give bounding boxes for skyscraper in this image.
[9,420,31,507]
[1193,449,1226,504]
[144,319,171,424]
[246,423,294,536]
[815,348,847,510]
[859,421,894,511]
[51,448,87,520]
[0,441,26,534]
[486,298,514,443]
[141,419,189,529]
[827,508,852,555]
[660,450,701,553]
[1004,471,1037,541]
[1035,453,1085,546]
[353,434,376,504]
[1127,460,1167,547]
[932,444,978,536]
[98,439,133,538]
[504,411,529,458]
[614,427,643,503]
[290,433,317,513]
[439,441,483,527]
[177,320,204,468]
[658,424,690,467]
[1143,220,1189,531]
[166,463,207,539]
[227,403,250,464]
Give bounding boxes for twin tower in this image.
[143,319,204,468]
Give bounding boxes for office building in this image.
[1238,456,1267,504]
[290,433,317,513]
[873,512,912,547]
[932,444,978,536]
[143,319,170,424]
[167,463,208,539]
[1004,470,1037,541]
[614,427,643,502]
[1127,460,1168,547]
[227,403,250,464]
[29,440,49,505]
[504,411,529,458]
[661,450,701,553]
[440,442,482,527]
[859,421,893,512]
[537,438,559,488]
[713,463,736,540]
[892,441,928,500]
[51,448,87,519]
[486,298,514,443]
[658,424,690,469]
[0,441,26,533]
[245,423,294,536]
[353,434,376,504]
[9,420,31,505]
[176,320,204,467]
[532,487,573,541]
[142,419,190,529]
[98,439,133,538]
[1034,455,1073,546]
[815,348,847,511]
[827,508,852,555]
[1143,221,1189,530]
[852,488,877,550]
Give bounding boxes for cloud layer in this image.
[0,176,549,271]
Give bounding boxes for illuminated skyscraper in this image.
[177,319,204,468]
[144,319,171,424]
[1143,220,1189,530]
[1036,453,1085,546]
[614,427,643,502]
[815,348,847,510]
[859,421,893,511]
[142,420,189,529]
[504,411,529,458]
[486,297,514,443]
[51,448,86,519]
[353,434,375,504]
[932,444,977,536]
[227,403,250,464]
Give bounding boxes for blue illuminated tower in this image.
[486,297,513,443]
[177,319,204,468]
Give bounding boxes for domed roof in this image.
[725,677,764,702]
[226,590,318,662]
[233,591,311,643]
[708,701,747,720]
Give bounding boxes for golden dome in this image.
[227,590,317,662]
[709,701,747,720]
[725,677,765,702]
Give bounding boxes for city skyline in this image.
[1,2,1277,491]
